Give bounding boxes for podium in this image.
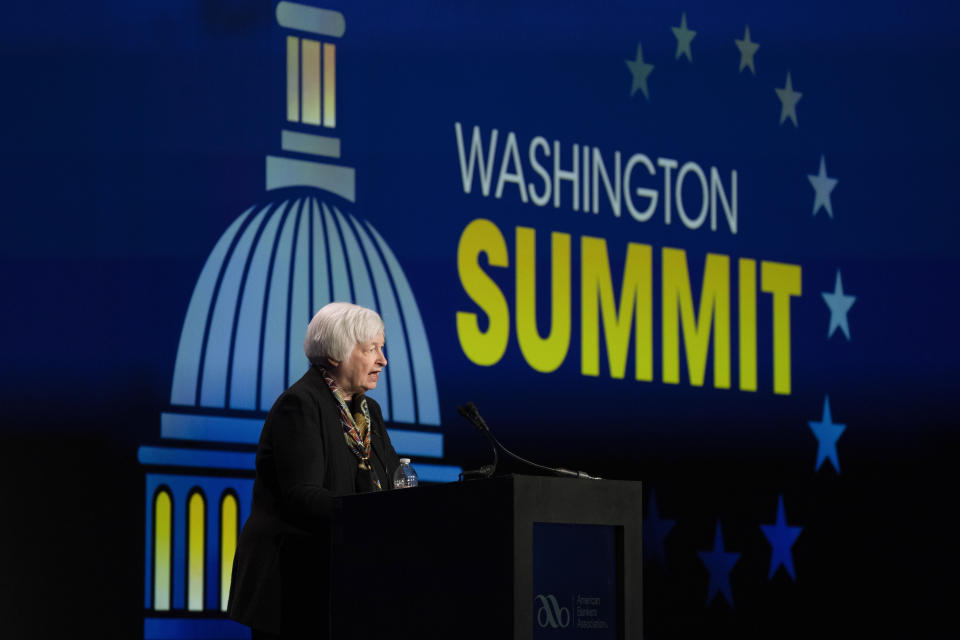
[330,474,643,639]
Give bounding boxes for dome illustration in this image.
[169,193,440,428]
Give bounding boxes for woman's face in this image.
[331,333,387,398]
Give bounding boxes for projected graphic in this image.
[602,13,854,605]
[3,0,954,636]
[448,10,861,609]
[138,4,459,638]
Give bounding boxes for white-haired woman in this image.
[228,302,401,639]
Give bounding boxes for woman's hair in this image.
[303,302,384,366]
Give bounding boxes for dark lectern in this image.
[330,474,643,639]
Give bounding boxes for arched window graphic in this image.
[220,491,239,611]
[153,488,173,611]
[187,489,206,611]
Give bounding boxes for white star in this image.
[775,71,802,127]
[808,155,839,218]
[625,42,655,100]
[734,25,759,74]
[672,12,696,62]
[821,270,856,340]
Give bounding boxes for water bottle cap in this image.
[399,458,411,465]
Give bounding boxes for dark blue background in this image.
[534,523,619,638]
[1,1,956,637]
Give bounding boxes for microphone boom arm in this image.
[457,402,601,480]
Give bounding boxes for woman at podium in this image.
[227,302,402,639]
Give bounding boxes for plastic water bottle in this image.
[392,458,418,489]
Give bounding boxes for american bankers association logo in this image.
[536,593,611,632]
[536,594,571,629]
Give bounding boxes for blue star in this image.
[643,490,675,570]
[808,154,839,218]
[821,270,856,340]
[697,520,740,606]
[760,494,803,580]
[808,395,846,472]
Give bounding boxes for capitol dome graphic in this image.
[137,4,458,638]
[168,194,441,427]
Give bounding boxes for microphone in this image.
[457,403,498,479]
[457,402,601,480]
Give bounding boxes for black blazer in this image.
[227,365,401,635]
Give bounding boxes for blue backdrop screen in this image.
[0,1,955,637]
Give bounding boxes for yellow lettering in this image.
[738,258,757,391]
[456,219,510,366]
[455,218,799,395]
[581,236,652,379]
[761,261,801,395]
[516,227,571,373]
[662,248,731,387]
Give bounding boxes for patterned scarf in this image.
[318,367,382,490]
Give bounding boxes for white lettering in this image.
[553,140,579,210]
[711,166,738,234]
[592,148,622,218]
[657,156,679,226]
[494,132,528,202]
[454,122,498,196]
[454,123,739,235]
[528,136,552,207]
[676,161,709,229]
[624,153,657,222]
